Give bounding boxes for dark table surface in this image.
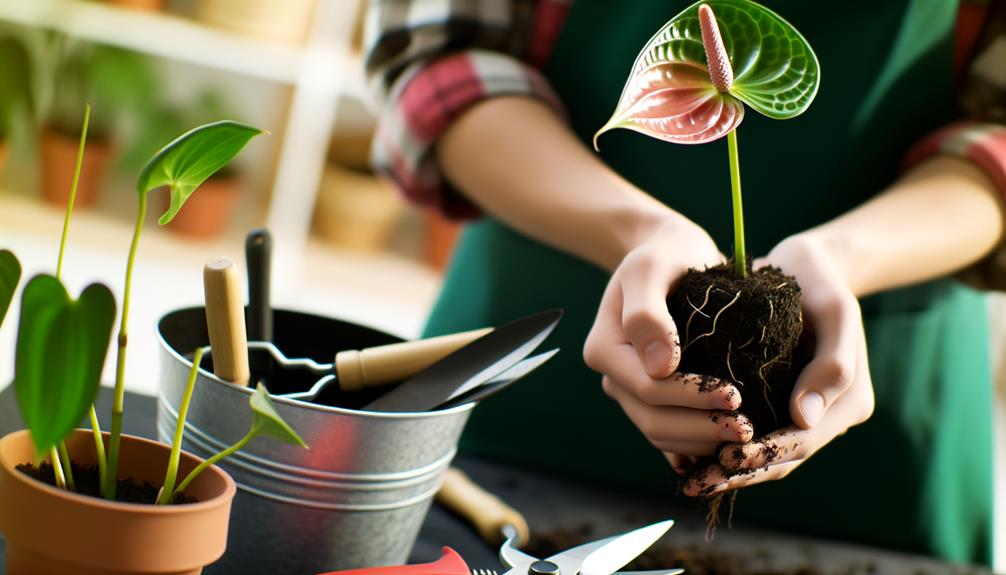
[0,386,994,575]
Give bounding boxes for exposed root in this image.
[757,353,785,385]
[727,489,739,529]
[703,488,740,542]
[735,336,754,351]
[762,384,778,425]
[684,290,742,352]
[700,459,765,540]
[756,356,784,427]
[684,284,714,346]
[725,341,742,387]
[705,492,724,542]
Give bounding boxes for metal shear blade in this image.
[312,521,683,575]
[499,521,682,575]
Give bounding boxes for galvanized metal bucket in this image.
[156,307,474,575]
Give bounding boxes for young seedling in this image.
[157,352,307,505]
[104,121,267,499]
[595,0,819,277]
[13,105,116,486]
[2,110,304,505]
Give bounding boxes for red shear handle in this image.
[317,547,471,575]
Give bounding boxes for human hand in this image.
[682,234,876,496]
[584,217,755,472]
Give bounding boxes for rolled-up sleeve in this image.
[364,0,568,219]
[902,1,1006,290]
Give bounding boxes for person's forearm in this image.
[436,96,678,271]
[798,156,1005,297]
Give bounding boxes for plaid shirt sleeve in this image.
[364,0,570,219]
[903,0,1006,290]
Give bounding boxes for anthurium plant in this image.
[596,0,819,277]
[595,0,820,508]
[0,106,307,504]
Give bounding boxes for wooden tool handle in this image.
[436,467,530,547]
[335,327,492,392]
[203,257,250,386]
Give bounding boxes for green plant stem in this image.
[157,347,204,505]
[56,103,90,279]
[174,427,256,498]
[49,446,67,489]
[727,129,747,278]
[105,190,148,499]
[49,104,91,494]
[88,405,107,494]
[57,441,75,490]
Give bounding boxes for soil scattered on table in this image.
[17,461,196,504]
[526,526,978,575]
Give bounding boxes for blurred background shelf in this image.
[0,0,306,83]
[0,0,377,277]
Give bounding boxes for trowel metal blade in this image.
[363,309,562,413]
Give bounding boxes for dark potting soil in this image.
[15,461,196,505]
[666,262,806,439]
[527,526,873,575]
[665,262,812,521]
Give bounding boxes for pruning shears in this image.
[317,520,684,575]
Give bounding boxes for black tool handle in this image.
[246,228,273,343]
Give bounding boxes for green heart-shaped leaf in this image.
[0,250,21,328]
[14,275,116,457]
[136,121,266,225]
[249,383,308,448]
[596,0,819,145]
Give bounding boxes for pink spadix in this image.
[699,4,733,92]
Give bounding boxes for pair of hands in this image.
[583,219,876,496]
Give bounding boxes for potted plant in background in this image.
[39,38,158,209]
[0,34,33,177]
[594,0,820,528]
[314,156,406,252]
[0,108,307,575]
[105,0,167,13]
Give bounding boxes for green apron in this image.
[425,0,994,565]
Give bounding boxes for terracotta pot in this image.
[107,0,166,10]
[423,210,461,270]
[39,129,111,210]
[0,429,237,575]
[0,139,8,176]
[161,176,240,239]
